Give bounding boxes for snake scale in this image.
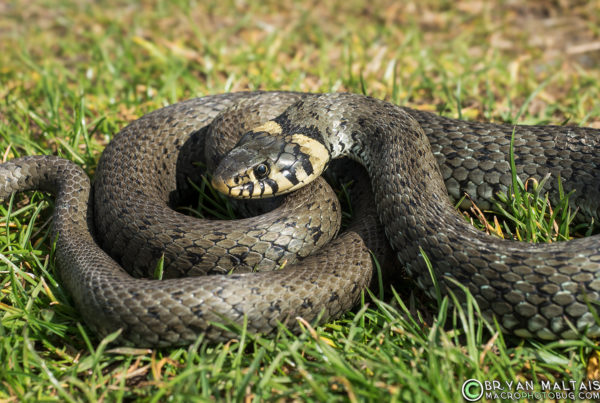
[1,91,600,346]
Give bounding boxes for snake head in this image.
[212,121,330,199]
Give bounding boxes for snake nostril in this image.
[234,176,240,184]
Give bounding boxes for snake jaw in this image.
[210,174,237,197]
[211,171,275,199]
[211,149,262,198]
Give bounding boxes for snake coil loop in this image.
[1,91,600,345]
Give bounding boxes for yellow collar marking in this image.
[290,134,329,174]
[252,121,283,135]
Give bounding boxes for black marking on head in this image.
[274,113,325,143]
[299,153,314,176]
[265,178,279,194]
[283,169,299,186]
[245,181,254,196]
[258,180,265,196]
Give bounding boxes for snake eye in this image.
[253,163,269,179]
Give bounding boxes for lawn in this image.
[1,0,600,401]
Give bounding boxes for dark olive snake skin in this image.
[215,92,600,340]
[1,91,600,346]
[0,92,386,347]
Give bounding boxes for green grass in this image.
[1,0,600,401]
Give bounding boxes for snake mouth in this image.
[211,170,282,199]
[211,176,235,196]
[211,176,265,198]
[211,146,258,198]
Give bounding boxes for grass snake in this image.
[1,91,600,346]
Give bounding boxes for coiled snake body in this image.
[1,91,600,346]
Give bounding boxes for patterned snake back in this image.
[214,92,600,340]
[1,91,600,345]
